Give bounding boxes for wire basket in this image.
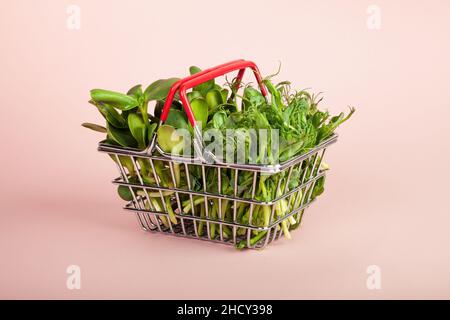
[97,60,339,249]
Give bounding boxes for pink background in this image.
[1,0,449,299]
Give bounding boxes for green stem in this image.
[221,200,229,221]
[281,221,291,239]
[262,205,271,227]
[137,158,148,176]
[236,202,247,221]
[235,231,268,250]
[183,196,205,213]
[210,200,217,239]
[293,189,303,210]
[150,198,169,228]
[173,163,181,187]
[165,197,178,225]
[197,204,206,236]
[137,190,174,198]
[222,225,231,238]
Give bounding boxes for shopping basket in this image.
[97,60,338,249]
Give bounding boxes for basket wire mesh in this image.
[98,134,337,249]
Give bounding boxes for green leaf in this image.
[189,66,215,95]
[279,140,304,162]
[127,113,147,149]
[165,109,189,130]
[262,79,283,110]
[316,107,355,142]
[117,185,133,201]
[312,176,326,199]
[220,89,229,102]
[144,78,180,102]
[127,84,143,100]
[120,108,135,121]
[243,87,266,108]
[147,122,157,142]
[90,89,139,110]
[154,100,183,119]
[187,91,203,102]
[190,97,209,128]
[288,169,301,189]
[157,125,184,153]
[212,111,227,129]
[107,123,138,148]
[81,123,107,133]
[90,100,128,128]
[205,89,224,110]
[111,155,136,176]
[189,66,202,75]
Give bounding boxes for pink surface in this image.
[1,0,449,299]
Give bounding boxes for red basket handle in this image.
[161,60,267,127]
[160,59,244,123]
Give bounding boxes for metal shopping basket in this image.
[97,60,338,249]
